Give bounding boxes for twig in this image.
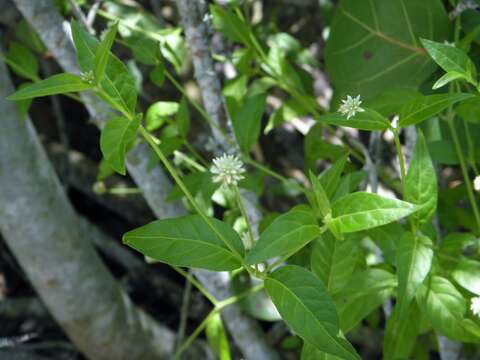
[67,0,95,34]
[86,0,102,28]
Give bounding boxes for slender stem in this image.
[173,283,264,359]
[107,187,141,195]
[446,114,480,233]
[393,130,407,196]
[173,150,206,172]
[233,186,255,249]
[173,309,215,360]
[172,266,218,305]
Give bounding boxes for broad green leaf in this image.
[319,155,348,199]
[396,233,433,317]
[405,130,437,223]
[417,276,476,341]
[210,5,253,48]
[398,93,474,127]
[176,97,190,138]
[231,93,266,152]
[452,259,480,295]
[145,101,179,131]
[383,303,421,360]
[311,232,359,294]
[94,22,118,82]
[308,171,331,218]
[325,0,450,100]
[265,265,360,360]
[316,109,390,131]
[246,205,321,264]
[335,269,397,333]
[5,41,38,80]
[365,87,421,116]
[456,96,480,124]
[100,115,140,175]
[123,215,244,271]
[421,38,477,85]
[206,313,232,360]
[71,21,137,115]
[7,73,92,100]
[328,192,418,233]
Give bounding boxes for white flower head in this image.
[471,296,480,317]
[339,95,365,119]
[474,176,480,192]
[80,70,95,85]
[210,153,245,186]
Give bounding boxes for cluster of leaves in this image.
[6,0,480,359]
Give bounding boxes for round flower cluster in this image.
[210,153,245,187]
[339,95,365,119]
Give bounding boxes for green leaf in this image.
[432,71,466,90]
[367,223,404,266]
[5,41,38,80]
[176,97,190,138]
[398,93,474,127]
[325,0,450,100]
[396,233,433,317]
[328,192,418,233]
[246,205,321,264]
[94,22,118,83]
[265,265,360,360]
[332,171,368,202]
[383,303,421,360]
[316,109,390,131]
[206,313,232,360]
[452,258,480,295]
[421,38,477,85]
[231,93,266,152]
[71,21,137,115]
[7,73,92,100]
[405,130,437,223]
[311,232,359,294]
[210,5,253,48]
[456,96,480,124]
[123,215,244,271]
[100,115,140,175]
[417,276,475,341]
[335,269,397,333]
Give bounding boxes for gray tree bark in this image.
[0,52,180,360]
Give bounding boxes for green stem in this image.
[233,185,255,249]
[446,114,480,233]
[173,150,206,172]
[173,283,264,359]
[173,266,218,306]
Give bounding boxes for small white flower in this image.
[210,153,245,186]
[471,297,480,317]
[339,95,365,119]
[474,176,480,192]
